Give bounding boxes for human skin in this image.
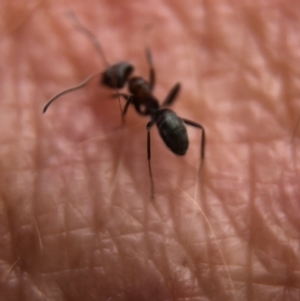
[1,0,300,300]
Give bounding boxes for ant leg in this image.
[162,83,181,107]
[117,93,149,120]
[146,48,155,91]
[116,93,149,116]
[120,95,146,123]
[121,95,134,123]
[146,120,156,199]
[43,72,101,113]
[182,119,205,160]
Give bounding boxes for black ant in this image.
[43,13,206,199]
[110,55,205,199]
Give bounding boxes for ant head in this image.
[102,62,134,89]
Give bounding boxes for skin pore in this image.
[1,0,300,300]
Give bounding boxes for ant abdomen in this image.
[155,109,189,156]
[102,62,134,89]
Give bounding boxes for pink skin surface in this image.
[1,1,300,300]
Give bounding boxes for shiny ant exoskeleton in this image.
[43,13,206,199]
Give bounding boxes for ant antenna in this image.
[67,11,123,116]
[67,11,109,67]
[43,72,101,113]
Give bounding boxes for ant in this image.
[43,13,206,199]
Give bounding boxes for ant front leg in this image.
[182,118,206,160]
[120,94,148,124]
[146,120,156,199]
[112,92,131,124]
[121,95,134,124]
[118,93,151,117]
[112,92,130,101]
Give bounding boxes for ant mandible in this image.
[42,13,206,199]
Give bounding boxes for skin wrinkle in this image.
[205,181,247,241]
[106,136,126,204]
[246,144,255,301]
[157,220,179,293]
[1,0,300,300]
[199,195,235,299]
[170,200,217,298]
[30,25,53,269]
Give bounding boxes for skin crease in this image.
[1,0,300,300]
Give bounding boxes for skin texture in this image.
[1,0,300,300]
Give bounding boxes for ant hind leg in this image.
[182,118,205,160]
